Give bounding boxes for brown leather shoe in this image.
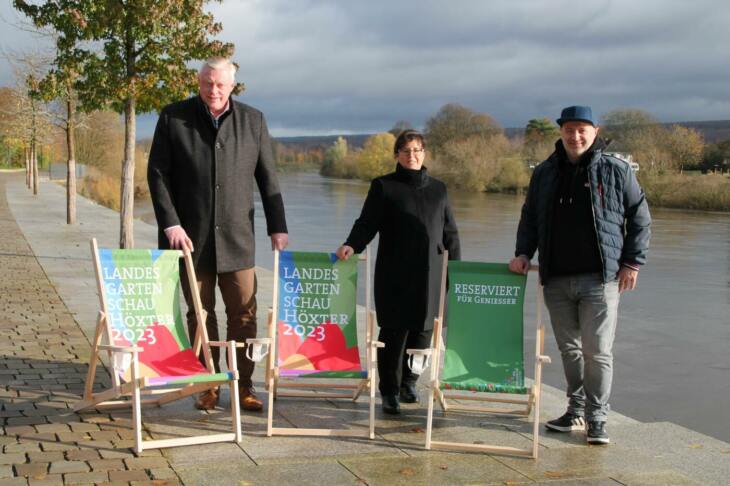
[239,387,263,412]
[194,388,219,410]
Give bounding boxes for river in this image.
[138,170,730,442]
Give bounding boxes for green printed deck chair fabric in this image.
[276,251,364,378]
[441,261,528,394]
[98,249,233,387]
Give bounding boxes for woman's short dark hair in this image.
[393,130,425,156]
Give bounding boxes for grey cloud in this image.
[3,0,729,136]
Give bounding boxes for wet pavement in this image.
[2,170,729,485]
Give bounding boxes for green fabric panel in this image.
[442,261,527,392]
[440,382,528,395]
[105,249,188,350]
[150,372,233,387]
[281,370,367,379]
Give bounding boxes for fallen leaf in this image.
[410,427,425,433]
[399,467,417,477]
[439,464,448,470]
[688,444,704,449]
[544,470,564,479]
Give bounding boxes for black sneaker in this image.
[399,383,419,403]
[586,421,610,444]
[545,412,585,432]
[381,395,400,415]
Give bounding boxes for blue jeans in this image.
[543,273,620,422]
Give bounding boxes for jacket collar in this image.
[394,163,429,187]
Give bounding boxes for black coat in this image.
[147,96,287,272]
[344,165,461,331]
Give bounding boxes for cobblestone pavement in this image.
[1,173,180,485]
[2,172,730,486]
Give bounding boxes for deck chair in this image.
[407,253,550,458]
[74,238,242,453]
[263,248,382,438]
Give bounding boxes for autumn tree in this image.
[523,117,559,163]
[425,103,501,151]
[15,0,235,247]
[665,125,704,172]
[602,109,706,174]
[356,133,395,180]
[388,120,414,137]
[0,53,55,194]
[320,136,349,177]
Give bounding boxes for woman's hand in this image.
[336,245,354,260]
[508,255,530,275]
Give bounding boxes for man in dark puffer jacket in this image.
[509,106,651,445]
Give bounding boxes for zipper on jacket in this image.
[587,164,606,280]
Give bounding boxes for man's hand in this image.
[508,255,530,275]
[270,232,289,251]
[618,266,639,293]
[336,245,354,260]
[164,226,193,254]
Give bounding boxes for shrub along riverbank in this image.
[639,172,730,211]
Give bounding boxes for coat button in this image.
[215,184,220,190]
[215,142,222,149]
[215,225,220,230]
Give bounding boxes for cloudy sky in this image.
[2,0,729,137]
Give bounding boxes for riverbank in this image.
[639,172,730,211]
[74,167,730,216]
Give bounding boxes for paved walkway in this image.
[1,171,729,485]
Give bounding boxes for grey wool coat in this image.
[147,96,287,272]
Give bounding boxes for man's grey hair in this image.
[199,57,237,78]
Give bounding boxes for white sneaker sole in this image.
[545,417,585,432]
[587,436,610,444]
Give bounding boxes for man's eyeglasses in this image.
[399,148,425,155]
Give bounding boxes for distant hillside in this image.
[140,120,730,148]
[276,134,371,150]
[669,120,730,144]
[503,120,730,144]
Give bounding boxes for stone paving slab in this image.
[2,173,729,486]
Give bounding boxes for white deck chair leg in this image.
[426,381,435,449]
[131,352,143,453]
[228,341,242,443]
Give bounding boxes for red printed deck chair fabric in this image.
[98,249,232,387]
[441,261,528,394]
[276,251,364,378]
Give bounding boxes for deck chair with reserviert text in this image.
[74,238,244,453]
[262,248,383,438]
[407,253,550,458]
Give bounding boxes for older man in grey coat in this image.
[148,57,288,411]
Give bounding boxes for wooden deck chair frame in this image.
[264,247,383,439]
[408,252,551,459]
[74,238,242,453]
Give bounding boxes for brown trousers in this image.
[181,267,258,388]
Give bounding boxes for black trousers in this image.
[377,328,432,396]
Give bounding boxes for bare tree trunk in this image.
[66,92,77,225]
[119,95,135,248]
[25,146,30,188]
[32,142,39,195]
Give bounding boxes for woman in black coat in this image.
[336,130,461,414]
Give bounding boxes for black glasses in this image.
[399,148,424,155]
